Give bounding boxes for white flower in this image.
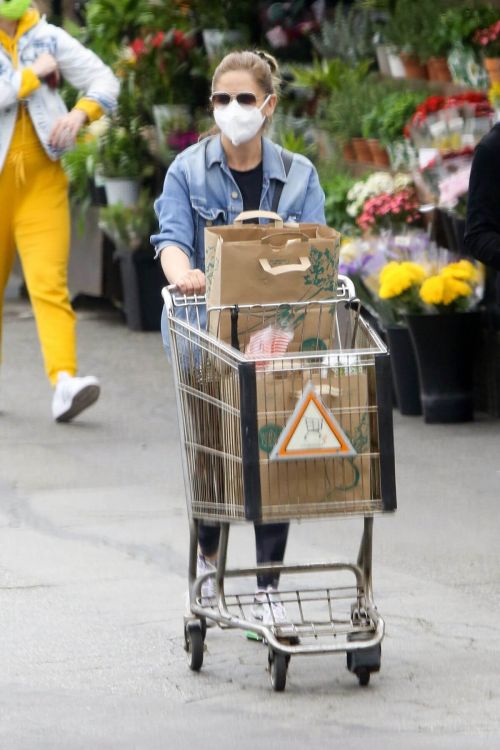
[87,116,110,139]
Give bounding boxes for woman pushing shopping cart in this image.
[152,50,396,691]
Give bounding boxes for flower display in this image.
[125,28,199,109]
[346,172,412,218]
[357,188,421,232]
[376,257,482,318]
[473,20,500,58]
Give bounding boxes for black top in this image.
[230,162,263,220]
[465,124,500,303]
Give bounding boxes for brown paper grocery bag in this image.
[220,364,373,520]
[255,367,372,518]
[205,211,341,349]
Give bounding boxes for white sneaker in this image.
[52,372,100,423]
[197,553,217,603]
[184,554,217,625]
[251,587,290,626]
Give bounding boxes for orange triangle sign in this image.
[270,381,357,461]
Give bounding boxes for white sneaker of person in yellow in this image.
[251,587,290,626]
[52,372,100,422]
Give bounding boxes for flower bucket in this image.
[103,178,140,207]
[406,312,480,423]
[401,53,428,80]
[385,325,422,416]
[484,57,500,84]
[426,57,452,82]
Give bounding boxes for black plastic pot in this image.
[385,325,422,416]
[117,249,165,331]
[406,312,480,423]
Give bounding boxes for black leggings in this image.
[198,521,289,590]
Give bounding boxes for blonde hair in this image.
[212,50,281,100]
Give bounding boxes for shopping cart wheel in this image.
[346,642,381,686]
[268,649,289,692]
[356,667,370,687]
[185,621,204,671]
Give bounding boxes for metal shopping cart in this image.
[163,276,396,691]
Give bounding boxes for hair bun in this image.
[255,50,279,76]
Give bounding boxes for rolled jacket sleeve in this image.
[151,158,195,261]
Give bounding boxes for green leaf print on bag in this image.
[302,246,338,298]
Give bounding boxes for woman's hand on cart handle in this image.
[172,269,206,296]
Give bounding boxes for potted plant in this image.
[325,71,381,162]
[385,0,429,79]
[405,259,484,423]
[361,107,389,166]
[310,3,375,67]
[99,193,164,331]
[95,115,151,206]
[473,19,500,84]
[442,5,497,88]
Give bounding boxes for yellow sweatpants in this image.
[0,109,77,385]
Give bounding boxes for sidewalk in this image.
[1,290,500,749]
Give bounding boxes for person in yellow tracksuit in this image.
[0,1,119,421]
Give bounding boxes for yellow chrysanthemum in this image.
[420,273,472,306]
[378,261,400,285]
[442,260,479,284]
[378,261,425,299]
[442,276,472,305]
[400,261,426,284]
[420,275,445,305]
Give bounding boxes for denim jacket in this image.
[0,14,119,170]
[151,134,326,269]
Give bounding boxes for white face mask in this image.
[214,96,270,147]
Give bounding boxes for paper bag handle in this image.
[234,210,283,226]
[261,231,309,246]
[259,257,311,276]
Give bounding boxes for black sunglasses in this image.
[210,91,259,108]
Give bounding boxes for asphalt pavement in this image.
[1,285,500,749]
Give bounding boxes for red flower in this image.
[151,31,165,49]
[130,38,146,56]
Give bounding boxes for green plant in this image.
[310,3,376,65]
[83,0,156,62]
[275,128,317,162]
[319,170,358,234]
[62,137,98,205]
[289,58,357,102]
[98,192,157,250]
[385,0,449,61]
[362,89,427,144]
[96,116,151,179]
[441,4,498,50]
[325,73,390,143]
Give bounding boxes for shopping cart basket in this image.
[163,275,396,691]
